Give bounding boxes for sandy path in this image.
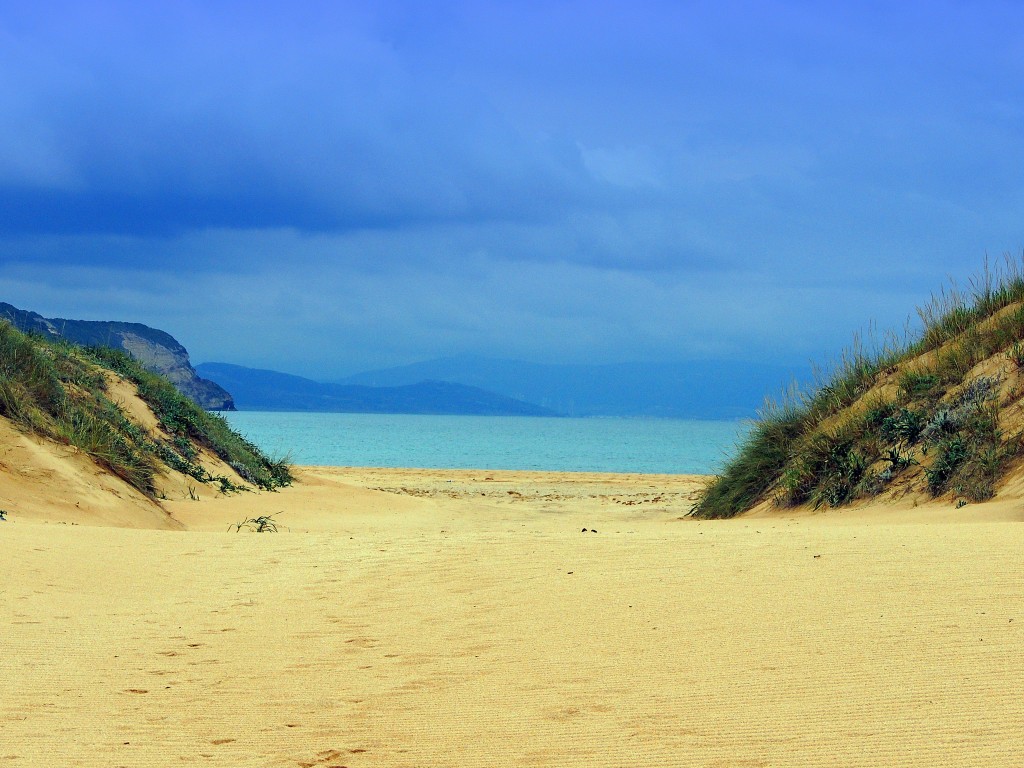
[163,467,708,534]
[3,469,1024,766]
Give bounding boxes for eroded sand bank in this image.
[3,467,1024,766]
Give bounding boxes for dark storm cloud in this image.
[2,2,1021,249]
[1,0,1023,372]
[0,0,610,247]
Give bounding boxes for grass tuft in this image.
[229,512,286,533]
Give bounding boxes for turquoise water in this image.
[222,412,748,475]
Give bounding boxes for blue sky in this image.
[1,0,1022,379]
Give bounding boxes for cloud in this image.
[1,0,1023,373]
[0,1,608,239]
[0,222,934,380]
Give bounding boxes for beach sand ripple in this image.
[3,467,1023,766]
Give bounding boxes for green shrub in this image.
[795,433,869,509]
[229,512,285,533]
[880,408,926,444]
[924,435,969,495]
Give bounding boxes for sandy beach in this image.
[2,466,1023,766]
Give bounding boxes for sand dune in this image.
[4,467,1024,766]
[0,416,180,530]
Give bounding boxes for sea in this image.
[222,412,749,475]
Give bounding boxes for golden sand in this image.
[3,466,1024,766]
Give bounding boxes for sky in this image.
[1,0,1023,379]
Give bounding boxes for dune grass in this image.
[86,345,291,490]
[0,321,291,496]
[691,256,1024,519]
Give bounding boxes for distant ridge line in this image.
[195,362,558,416]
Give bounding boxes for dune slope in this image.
[0,320,289,528]
[695,262,1024,518]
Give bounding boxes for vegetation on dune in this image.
[692,256,1024,519]
[0,322,291,496]
[87,346,291,490]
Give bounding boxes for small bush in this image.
[886,444,915,469]
[801,434,869,509]
[881,408,926,444]
[924,435,969,495]
[921,398,1008,501]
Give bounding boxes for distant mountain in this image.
[195,362,558,416]
[0,302,235,410]
[336,355,803,418]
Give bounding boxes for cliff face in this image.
[0,302,235,410]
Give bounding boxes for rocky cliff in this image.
[0,302,234,410]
